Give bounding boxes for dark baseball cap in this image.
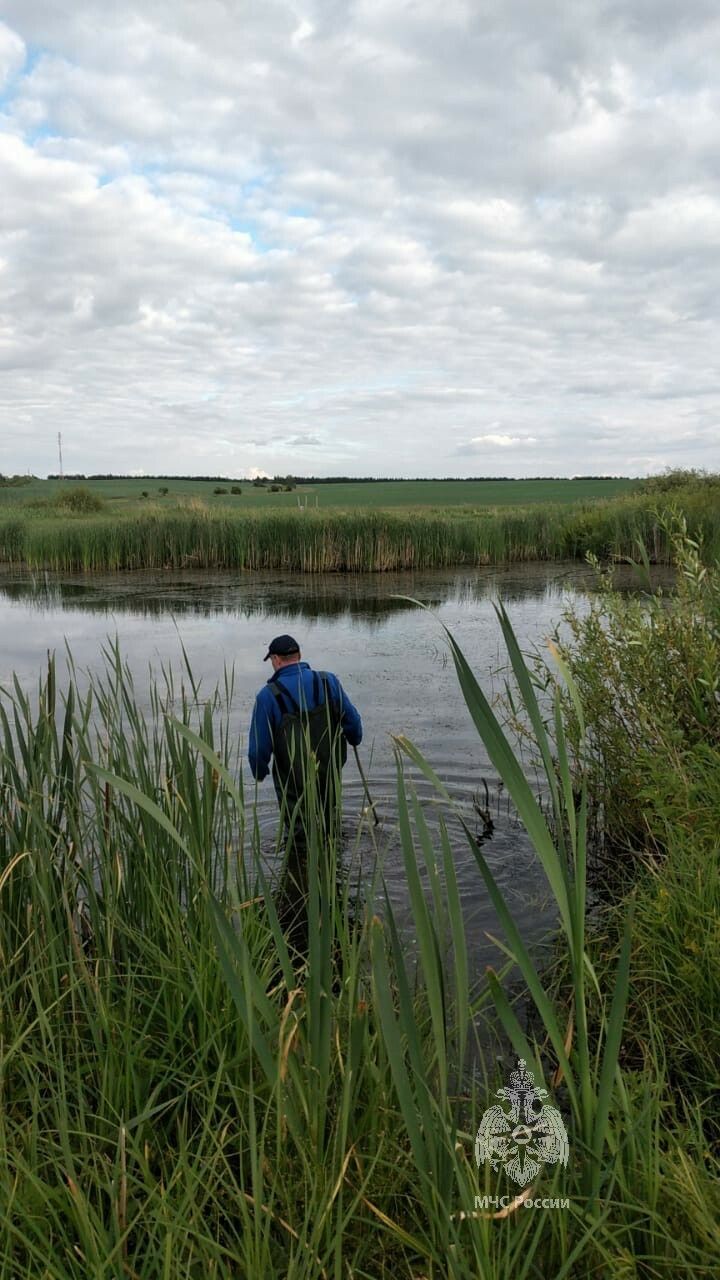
[263,634,301,661]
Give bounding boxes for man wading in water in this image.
[248,635,363,949]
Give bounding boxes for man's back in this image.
[248,659,362,783]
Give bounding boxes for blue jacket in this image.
[248,661,363,781]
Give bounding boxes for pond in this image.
[0,562,604,978]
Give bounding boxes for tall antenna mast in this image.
[58,432,64,479]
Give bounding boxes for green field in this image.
[0,475,639,513]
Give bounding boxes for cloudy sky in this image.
[1,1,719,478]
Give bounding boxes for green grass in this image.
[1,539,719,1275]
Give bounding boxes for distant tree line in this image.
[41,472,637,485]
[283,474,634,484]
[46,473,246,483]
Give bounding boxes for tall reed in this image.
[1,482,718,571]
[0,630,716,1274]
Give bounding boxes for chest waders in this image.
[268,672,347,838]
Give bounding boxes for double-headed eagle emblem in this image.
[475,1059,569,1187]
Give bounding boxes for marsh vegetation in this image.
[1,517,718,1275]
[0,474,718,573]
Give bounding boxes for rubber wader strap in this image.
[269,679,300,715]
[269,671,338,718]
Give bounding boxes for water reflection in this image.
[0,561,598,625]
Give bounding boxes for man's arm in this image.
[334,677,362,747]
[248,690,276,780]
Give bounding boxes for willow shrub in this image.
[551,511,720,858]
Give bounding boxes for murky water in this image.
[0,562,605,978]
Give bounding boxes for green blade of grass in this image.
[88,765,189,856]
[165,716,245,809]
[590,902,634,1192]
[442,624,573,943]
[393,732,579,1116]
[369,916,430,1183]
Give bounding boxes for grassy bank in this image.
[1,479,719,571]
[1,538,718,1275]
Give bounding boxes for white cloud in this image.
[470,434,539,448]
[0,22,24,90]
[0,1,720,476]
[291,18,314,47]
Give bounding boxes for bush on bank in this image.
[553,513,720,858]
